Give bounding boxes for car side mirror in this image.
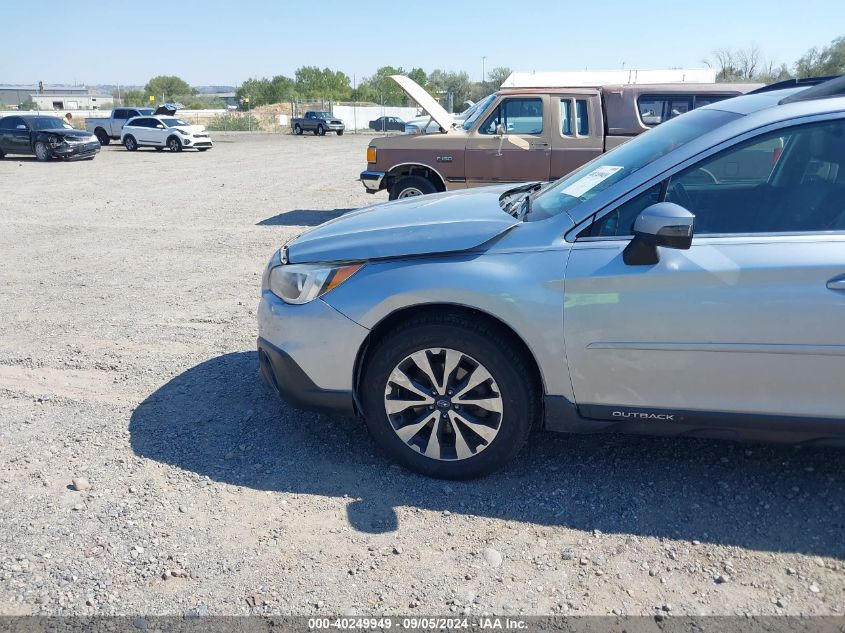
[623,202,695,266]
[495,123,506,138]
[157,124,165,129]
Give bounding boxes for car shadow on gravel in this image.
[129,352,844,557]
[257,209,353,226]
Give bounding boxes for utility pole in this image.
[482,56,487,83]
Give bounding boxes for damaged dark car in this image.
[0,115,101,161]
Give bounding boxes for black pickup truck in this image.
[291,111,345,136]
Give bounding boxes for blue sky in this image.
[3,0,844,86]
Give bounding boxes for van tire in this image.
[389,175,437,200]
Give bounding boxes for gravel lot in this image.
[0,133,842,618]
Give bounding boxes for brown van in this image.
[360,77,761,199]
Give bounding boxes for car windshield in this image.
[315,112,333,119]
[461,94,497,130]
[526,108,742,221]
[163,118,189,127]
[28,117,68,130]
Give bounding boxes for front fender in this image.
[322,249,575,401]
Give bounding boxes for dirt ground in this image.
[0,133,842,617]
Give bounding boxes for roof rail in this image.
[748,76,839,95]
[779,74,845,104]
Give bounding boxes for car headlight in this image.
[48,136,64,146]
[268,262,362,304]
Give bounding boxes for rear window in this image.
[637,94,731,126]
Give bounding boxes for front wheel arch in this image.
[353,304,545,418]
[385,164,446,195]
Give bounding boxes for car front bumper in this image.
[257,291,369,415]
[52,141,101,160]
[360,170,386,193]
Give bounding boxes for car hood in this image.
[390,74,455,131]
[286,186,520,263]
[177,125,206,134]
[43,128,95,139]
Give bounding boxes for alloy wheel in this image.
[383,348,503,461]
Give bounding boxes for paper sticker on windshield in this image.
[561,166,623,198]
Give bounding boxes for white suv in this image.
[121,115,213,152]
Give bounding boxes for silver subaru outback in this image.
[258,76,845,479]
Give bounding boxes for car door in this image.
[465,96,551,186]
[2,117,32,154]
[550,93,604,179]
[563,117,845,423]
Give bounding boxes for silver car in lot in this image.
[258,76,845,479]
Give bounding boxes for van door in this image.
[464,95,551,186]
[550,93,604,179]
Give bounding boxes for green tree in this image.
[144,75,195,101]
[236,75,297,107]
[121,90,147,106]
[427,69,473,112]
[795,35,845,77]
[708,46,791,83]
[294,67,351,101]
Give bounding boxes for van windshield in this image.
[462,94,496,130]
[526,108,741,221]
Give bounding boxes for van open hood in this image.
[390,75,455,132]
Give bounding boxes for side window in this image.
[561,99,589,136]
[581,184,663,238]
[666,121,845,234]
[638,95,697,126]
[576,100,589,135]
[0,117,22,130]
[114,109,127,119]
[560,100,572,135]
[479,98,543,135]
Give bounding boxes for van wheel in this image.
[293,124,303,135]
[361,313,539,479]
[123,135,138,151]
[95,129,110,145]
[389,175,437,200]
[167,136,182,152]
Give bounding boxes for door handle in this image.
[827,278,845,291]
[531,142,550,149]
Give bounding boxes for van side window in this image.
[479,98,543,135]
[638,94,731,126]
[576,100,589,135]
[560,99,589,136]
[560,100,572,135]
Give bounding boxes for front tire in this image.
[123,135,138,151]
[167,136,182,152]
[389,175,437,200]
[361,313,539,479]
[316,124,325,136]
[34,141,51,161]
[95,129,110,145]
[293,124,303,135]
[337,130,344,136]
